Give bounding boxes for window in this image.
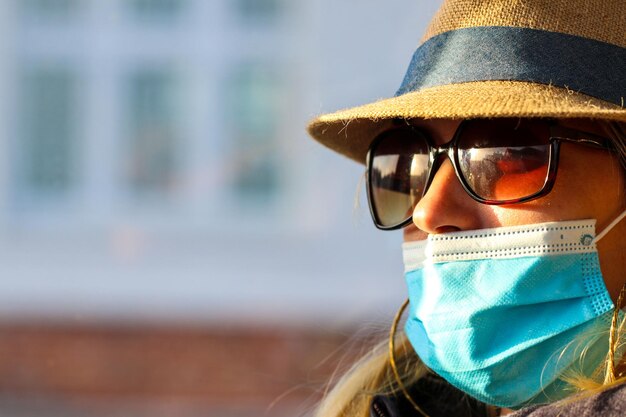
[125,69,181,200]
[226,64,282,203]
[127,0,185,22]
[20,0,81,20]
[235,0,282,23]
[17,67,78,199]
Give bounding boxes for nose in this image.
[412,158,486,234]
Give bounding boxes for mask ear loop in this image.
[592,210,626,244]
[389,299,430,417]
[593,210,626,382]
[606,283,626,383]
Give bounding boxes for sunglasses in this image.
[366,118,613,230]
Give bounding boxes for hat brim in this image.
[307,80,626,164]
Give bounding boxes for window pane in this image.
[125,69,180,199]
[21,0,80,19]
[226,64,281,202]
[127,0,185,22]
[235,0,281,23]
[18,67,78,197]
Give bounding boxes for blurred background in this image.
[0,0,442,416]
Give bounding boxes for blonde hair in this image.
[314,333,428,417]
[314,120,626,417]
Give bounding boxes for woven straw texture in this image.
[307,0,626,164]
[422,0,626,46]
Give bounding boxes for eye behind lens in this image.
[455,119,553,202]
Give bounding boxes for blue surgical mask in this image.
[402,215,626,409]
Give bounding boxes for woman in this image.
[307,0,626,416]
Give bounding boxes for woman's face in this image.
[403,119,626,301]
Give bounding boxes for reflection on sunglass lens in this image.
[369,129,429,227]
[457,120,551,201]
[367,119,559,229]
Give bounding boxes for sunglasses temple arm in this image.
[550,126,613,149]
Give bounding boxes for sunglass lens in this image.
[456,119,551,202]
[369,128,430,227]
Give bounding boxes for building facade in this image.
[0,0,442,326]
[0,1,441,414]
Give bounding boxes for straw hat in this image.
[307,0,626,164]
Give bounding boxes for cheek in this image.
[490,149,625,228]
[556,150,626,228]
[596,219,626,301]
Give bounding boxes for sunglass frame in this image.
[365,119,613,230]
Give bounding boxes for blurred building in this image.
[0,0,441,415]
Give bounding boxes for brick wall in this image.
[0,322,379,417]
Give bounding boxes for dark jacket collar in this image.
[370,373,489,417]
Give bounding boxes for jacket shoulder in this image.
[512,383,626,417]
